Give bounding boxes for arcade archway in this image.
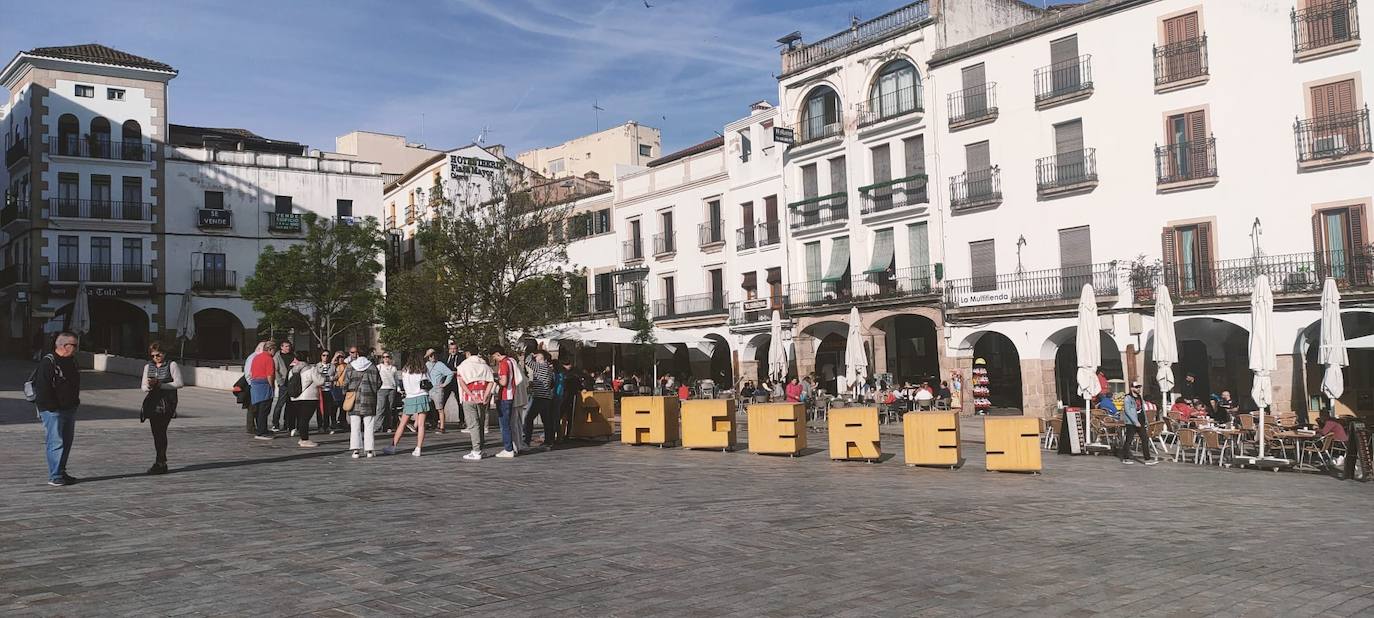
[968,331,1022,410]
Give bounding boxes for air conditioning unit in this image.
[1313,134,1348,158]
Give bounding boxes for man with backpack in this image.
[32,332,82,486]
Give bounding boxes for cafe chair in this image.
[1173,428,1201,463]
[1043,417,1062,450]
[1199,430,1233,467]
[1303,434,1337,469]
[1147,420,1173,456]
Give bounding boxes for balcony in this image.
[1,197,30,229]
[1292,0,1360,60]
[859,173,928,216]
[757,220,782,247]
[948,166,1002,213]
[385,214,396,230]
[51,262,155,285]
[736,225,757,250]
[1134,250,1374,303]
[858,83,923,128]
[192,269,237,291]
[0,264,29,287]
[569,292,619,318]
[947,83,998,130]
[780,1,931,75]
[652,233,675,257]
[1294,107,1372,168]
[945,262,1119,311]
[789,193,848,232]
[728,295,789,326]
[699,221,726,249]
[788,266,938,311]
[653,292,729,320]
[623,239,645,263]
[44,135,155,162]
[197,208,233,229]
[1153,35,1209,92]
[1033,55,1093,108]
[6,136,29,168]
[49,198,152,222]
[267,211,303,233]
[796,119,843,146]
[1155,138,1219,191]
[1035,149,1099,197]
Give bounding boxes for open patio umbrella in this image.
[1154,284,1179,401]
[1075,284,1102,445]
[844,306,868,396]
[69,282,91,337]
[768,309,788,382]
[1318,278,1348,406]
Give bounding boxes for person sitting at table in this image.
[1171,398,1200,422]
[937,381,952,407]
[1313,409,1349,477]
[1207,394,1231,425]
[914,382,935,410]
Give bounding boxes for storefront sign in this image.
[956,289,1012,307]
[198,208,233,228]
[449,155,503,180]
[772,127,795,145]
[49,285,146,298]
[742,298,770,312]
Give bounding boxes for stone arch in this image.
[56,297,149,357]
[865,57,921,119]
[870,311,942,386]
[799,83,842,141]
[1042,326,1124,407]
[964,330,1023,411]
[192,307,247,361]
[1297,308,1374,417]
[1143,317,1251,405]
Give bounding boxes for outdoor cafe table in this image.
[1274,430,1320,471]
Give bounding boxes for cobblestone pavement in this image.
[4,361,1374,616]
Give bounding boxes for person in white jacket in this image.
[456,347,496,460]
[140,342,184,475]
[375,352,401,434]
[288,351,324,448]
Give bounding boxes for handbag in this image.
[342,391,357,412]
[420,378,434,391]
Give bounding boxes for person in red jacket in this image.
[246,340,277,439]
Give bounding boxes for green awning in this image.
[863,229,895,274]
[821,237,850,283]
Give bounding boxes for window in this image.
[336,199,353,218]
[1058,226,1093,294]
[903,136,925,178]
[961,64,989,115]
[908,222,930,282]
[801,86,841,141]
[829,155,847,195]
[90,237,111,282]
[970,239,997,292]
[738,130,752,162]
[594,272,615,311]
[709,268,725,309]
[1053,119,1087,183]
[1048,35,1082,96]
[742,271,758,299]
[122,237,142,270]
[767,267,782,304]
[662,276,676,315]
[805,241,822,282]
[1313,205,1367,281]
[1162,222,1213,294]
[801,163,819,199]
[204,253,227,289]
[869,59,919,119]
[74,85,94,98]
[593,208,611,235]
[638,144,652,157]
[1162,110,1212,182]
[548,158,565,176]
[205,190,224,210]
[965,141,993,198]
[107,88,125,101]
[91,175,112,218]
[122,177,142,220]
[57,114,79,156]
[57,173,79,216]
[659,210,674,253]
[1157,11,1206,85]
[275,195,293,214]
[58,236,79,265]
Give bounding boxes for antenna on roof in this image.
[475,126,490,145]
[592,100,605,132]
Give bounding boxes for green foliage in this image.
[241,213,386,350]
[377,262,449,353]
[627,289,655,369]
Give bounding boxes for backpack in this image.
[285,370,304,399]
[23,354,54,403]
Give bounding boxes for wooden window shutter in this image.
[1336,79,1356,113]
[1182,12,1199,40]
[1161,227,1178,290]
[1164,16,1181,45]
[1163,13,1198,44]
[1186,110,1207,143]
[1197,222,1214,293]
[1352,205,1370,285]
[1312,212,1328,279]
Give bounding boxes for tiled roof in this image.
[169,124,305,155]
[646,136,724,168]
[26,44,175,73]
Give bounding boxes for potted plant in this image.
[1128,254,1161,303]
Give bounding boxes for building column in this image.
[1020,358,1056,418]
[955,356,974,417]
[1274,353,1295,418]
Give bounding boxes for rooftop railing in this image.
[780,1,931,74]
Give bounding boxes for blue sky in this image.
[2,0,1072,155]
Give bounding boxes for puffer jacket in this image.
[344,357,382,416]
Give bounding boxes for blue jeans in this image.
[40,409,76,482]
[496,399,515,452]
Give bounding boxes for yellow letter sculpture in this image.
[903,411,961,468]
[828,406,881,461]
[620,396,680,446]
[680,399,736,451]
[747,403,807,456]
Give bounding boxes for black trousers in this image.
[290,400,314,441]
[253,399,273,436]
[558,394,576,440]
[1118,422,1152,460]
[149,414,171,463]
[523,397,557,445]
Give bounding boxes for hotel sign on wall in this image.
[449,155,503,181]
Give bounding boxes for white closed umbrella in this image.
[1318,278,1348,404]
[1154,284,1179,400]
[1075,284,1101,407]
[177,292,196,359]
[69,282,91,337]
[768,309,788,382]
[1248,274,1282,464]
[844,306,868,395]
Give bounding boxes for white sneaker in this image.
[412,447,422,457]
[366,451,375,458]
[290,429,298,437]
[463,451,482,461]
[495,450,515,458]
[351,450,360,459]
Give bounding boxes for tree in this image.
[381,177,578,351]
[626,288,656,372]
[241,213,386,350]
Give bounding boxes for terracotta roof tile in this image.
[27,44,175,73]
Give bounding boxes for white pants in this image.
[349,415,376,451]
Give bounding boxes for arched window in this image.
[121,120,144,160]
[57,114,80,156]
[89,117,112,158]
[801,86,841,142]
[869,60,920,120]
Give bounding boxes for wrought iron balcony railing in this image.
[859,173,928,215]
[736,225,756,250]
[653,292,729,319]
[623,239,644,262]
[787,266,938,310]
[1155,138,1218,185]
[797,119,843,145]
[1135,250,1374,301]
[1294,107,1372,163]
[780,1,931,74]
[945,262,1119,309]
[1036,148,1098,192]
[858,83,923,126]
[44,135,155,161]
[949,166,1001,210]
[49,198,152,221]
[699,221,726,247]
[1292,0,1360,55]
[1,197,30,227]
[789,193,848,230]
[51,262,155,284]
[652,232,675,256]
[1033,55,1093,103]
[6,136,29,167]
[1154,35,1209,86]
[758,220,781,247]
[947,83,997,126]
[192,269,237,291]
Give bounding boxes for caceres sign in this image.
[772,126,795,145]
[956,289,1012,307]
[449,155,503,181]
